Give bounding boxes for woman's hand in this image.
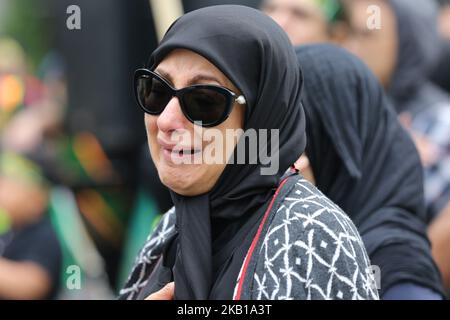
[145,282,174,300]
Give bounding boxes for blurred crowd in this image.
[0,0,449,299]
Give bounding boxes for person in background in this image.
[295,44,444,299]
[0,152,61,299]
[430,0,450,93]
[261,0,346,45]
[336,0,450,292]
[264,0,449,296]
[1,51,67,154]
[0,37,45,132]
[265,0,450,221]
[438,0,450,39]
[429,201,450,292]
[338,0,450,219]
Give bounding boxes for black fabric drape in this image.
[430,40,450,94]
[388,0,442,114]
[296,44,444,296]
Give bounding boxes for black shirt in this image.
[0,216,62,299]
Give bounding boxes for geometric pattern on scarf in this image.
[236,179,380,300]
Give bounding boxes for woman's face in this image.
[263,0,331,45]
[337,0,398,87]
[145,49,245,196]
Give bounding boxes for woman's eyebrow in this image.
[154,68,174,85]
[188,74,224,86]
[155,68,226,87]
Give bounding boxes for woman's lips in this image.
[162,147,202,163]
[158,138,202,163]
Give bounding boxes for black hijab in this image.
[431,40,450,94]
[388,0,442,114]
[149,5,305,299]
[297,44,444,296]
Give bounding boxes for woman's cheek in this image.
[145,114,158,136]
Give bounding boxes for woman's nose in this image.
[156,97,186,133]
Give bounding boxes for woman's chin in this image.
[158,169,201,196]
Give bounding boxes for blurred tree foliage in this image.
[0,0,54,71]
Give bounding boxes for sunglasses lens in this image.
[136,74,172,114]
[182,88,228,126]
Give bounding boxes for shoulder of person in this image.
[278,176,362,238]
[253,176,379,300]
[140,206,177,259]
[118,207,177,300]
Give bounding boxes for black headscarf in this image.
[431,40,450,94]
[297,44,444,296]
[148,5,305,299]
[388,0,443,114]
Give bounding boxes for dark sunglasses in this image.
[134,68,246,127]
